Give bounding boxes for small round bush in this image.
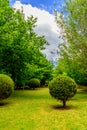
[48,75,77,108]
[28,78,40,89]
[0,74,14,100]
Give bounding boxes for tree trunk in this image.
[63,99,66,108]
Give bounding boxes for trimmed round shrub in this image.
[28,78,40,89]
[0,74,14,100]
[48,75,77,108]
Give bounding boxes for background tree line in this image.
[54,0,87,85]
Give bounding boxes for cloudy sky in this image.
[10,0,64,61]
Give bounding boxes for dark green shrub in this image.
[0,74,14,100]
[28,78,40,89]
[48,75,77,108]
[45,80,50,87]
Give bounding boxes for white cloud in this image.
[13,0,62,61]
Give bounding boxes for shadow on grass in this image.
[71,89,87,101]
[77,89,87,94]
[12,90,49,100]
[50,104,78,110]
[0,101,9,107]
[80,89,87,93]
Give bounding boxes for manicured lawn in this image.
[0,87,87,130]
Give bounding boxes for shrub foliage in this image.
[0,74,14,100]
[49,75,77,108]
[28,78,40,89]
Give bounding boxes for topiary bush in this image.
[48,75,77,108]
[28,78,40,89]
[0,74,14,100]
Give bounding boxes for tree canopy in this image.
[55,0,87,85]
[0,0,53,87]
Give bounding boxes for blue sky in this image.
[10,0,65,14]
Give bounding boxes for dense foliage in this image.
[55,0,87,85]
[49,75,77,108]
[26,53,53,86]
[28,78,40,89]
[0,74,14,100]
[0,0,53,88]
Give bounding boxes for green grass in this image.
[0,87,87,130]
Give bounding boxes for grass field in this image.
[0,87,87,130]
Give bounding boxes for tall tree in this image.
[0,0,52,87]
[55,0,87,84]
